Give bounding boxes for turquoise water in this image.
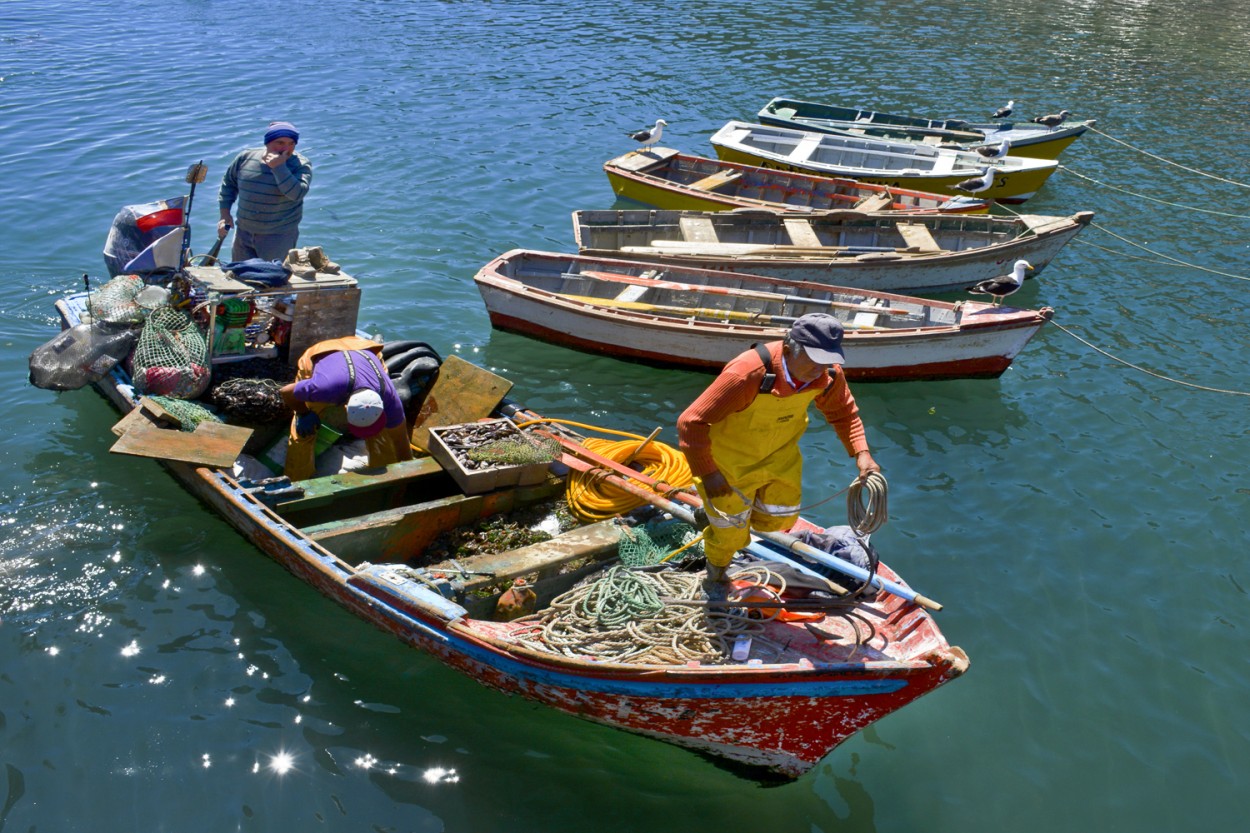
[3,1,1250,830]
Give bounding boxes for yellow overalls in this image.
[695,379,822,568]
[284,336,410,481]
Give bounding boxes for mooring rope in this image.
[1050,321,1250,397]
[1086,125,1250,188]
[1055,165,1250,219]
[994,201,1250,281]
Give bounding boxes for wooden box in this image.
[427,420,550,495]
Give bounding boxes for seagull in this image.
[967,259,1034,305]
[1029,109,1071,128]
[952,168,995,194]
[975,138,1011,160]
[992,100,1014,119]
[626,118,668,151]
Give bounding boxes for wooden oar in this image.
[578,270,913,316]
[559,293,889,330]
[560,293,799,326]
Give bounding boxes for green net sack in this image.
[132,306,210,399]
[616,517,703,567]
[87,274,145,325]
[146,395,222,432]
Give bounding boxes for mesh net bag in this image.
[146,395,222,432]
[132,306,210,399]
[616,517,703,567]
[87,274,146,325]
[208,377,289,424]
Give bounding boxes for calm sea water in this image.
[3,1,1249,830]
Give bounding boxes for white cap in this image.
[345,389,385,436]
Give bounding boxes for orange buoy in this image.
[495,578,537,621]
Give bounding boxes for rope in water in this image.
[1050,321,1250,397]
[995,201,1250,282]
[1085,125,1250,188]
[1055,165,1250,219]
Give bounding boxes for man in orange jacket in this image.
[678,314,879,589]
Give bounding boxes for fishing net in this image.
[209,377,289,424]
[145,395,221,432]
[87,274,146,325]
[616,517,703,567]
[132,306,210,399]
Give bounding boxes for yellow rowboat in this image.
[709,121,1059,204]
[604,147,989,214]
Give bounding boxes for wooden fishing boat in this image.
[758,97,1094,160]
[604,147,989,214]
[475,249,1054,381]
[572,208,1092,295]
[54,258,967,779]
[709,121,1060,204]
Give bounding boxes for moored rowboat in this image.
[55,247,968,778]
[604,147,989,214]
[474,249,1054,381]
[758,97,1094,160]
[709,121,1060,204]
[572,208,1093,295]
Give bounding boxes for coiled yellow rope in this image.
[515,418,694,522]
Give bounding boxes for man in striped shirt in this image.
[218,121,313,261]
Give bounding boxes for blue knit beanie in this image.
[263,121,299,144]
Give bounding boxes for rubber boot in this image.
[703,562,730,601]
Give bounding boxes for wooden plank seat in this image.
[852,296,885,329]
[429,519,623,593]
[299,477,567,563]
[273,456,451,518]
[782,217,823,248]
[851,192,894,212]
[895,222,943,253]
[679,215,720,243]
[687,169,743,192]
[613,269,662,301]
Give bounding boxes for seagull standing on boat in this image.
[975,139,1011,161]
[1029,109,1071,128]
[627,118,668,151]
[992,100,1014,119]
[967,259,1033,305]
[953,168,995,194]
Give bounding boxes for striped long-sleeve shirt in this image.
[218,148,313,234]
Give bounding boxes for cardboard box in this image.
[427,420,551,495]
